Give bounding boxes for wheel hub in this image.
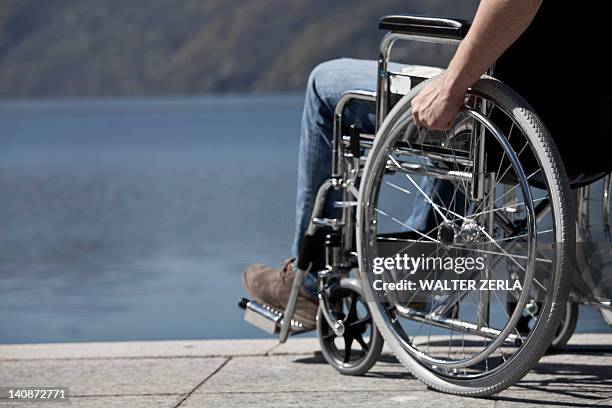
[438,222,456,244]
[456,219,483,244]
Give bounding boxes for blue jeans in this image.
[292,58,441,295]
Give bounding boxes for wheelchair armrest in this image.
[379,15,471,41]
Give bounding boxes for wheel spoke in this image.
[343,336,354,363]
[348,316,371,329]
[375,208,439,243]
[355,333,369,352]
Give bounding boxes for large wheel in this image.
[575,174,612,327]
[357,77,574,396]
[604,174,612,243]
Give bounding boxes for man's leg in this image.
[244,58,445,326]
[292,58,379,260]
[291,59,458,297]
[292,60,458,257]
[244,59,382,327]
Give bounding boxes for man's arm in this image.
[411,0,543,130]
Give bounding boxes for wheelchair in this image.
[240,15,612,396]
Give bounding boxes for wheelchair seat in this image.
[379,15,471,41]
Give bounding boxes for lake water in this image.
[0,95,609,344]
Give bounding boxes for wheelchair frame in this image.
[240,13,612,387]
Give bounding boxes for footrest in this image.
[239,298,312,335]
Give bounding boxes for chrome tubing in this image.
[306,179,336,235]
[280,178,336,342]
[398,308,522,346]
[604,174,611,242]
[318,291,345,336]
[376,32,460,129]
[388,161,472,183]
[279,268,308,342]
[346,134,472,167]
[333,91,376,178]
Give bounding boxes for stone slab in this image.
[0,339,277,360]
[0,357,227,397]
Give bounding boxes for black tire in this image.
[357,77,574,396]
[317,277,384,376]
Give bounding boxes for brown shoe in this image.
[243,258,318,329]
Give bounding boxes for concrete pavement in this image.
[0,334,611,407]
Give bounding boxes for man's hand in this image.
[410,77,466,130]
[410,0,543,130]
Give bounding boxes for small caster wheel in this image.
[317,277,383,376]
[549,301,578,350]
[511,300,578,352]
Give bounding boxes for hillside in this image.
[0,0,477,98]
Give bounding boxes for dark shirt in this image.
[494,2,611,177]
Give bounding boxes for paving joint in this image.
[174,357,232,407]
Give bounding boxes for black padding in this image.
[379,15,471,41]
[349,124,360,158]
[297,229,328,272]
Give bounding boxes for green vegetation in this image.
[0,0,476,98]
